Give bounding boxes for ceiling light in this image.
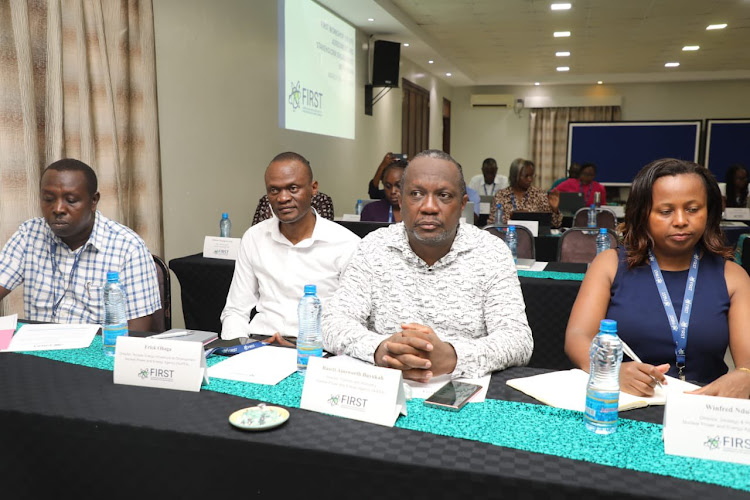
[551,3,572,10]
[556,51,570,57]
[706,24,727,30]
[665,62,680,68]
[367,18,374,22]
[446,73,452,77]
[597,81,603,85]
[428,60,434,64]
[557,66,570,72]
[403,43,409,47]
[554,31,571,37]
[534,82,540,86]
[682,45,699,51]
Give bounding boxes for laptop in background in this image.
[509,212,553,236]
[558,192,586,214]
[479,195,494,215]
[461,202,475,224]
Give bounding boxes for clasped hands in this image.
[374,323,457,382]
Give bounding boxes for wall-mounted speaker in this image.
[372,40,400,87]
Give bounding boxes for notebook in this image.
[506,369,700,412]
[558,192,586,214]
[516,258,537,270]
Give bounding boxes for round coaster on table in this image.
[228,403,289,431]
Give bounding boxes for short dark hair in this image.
[725,163,748,207]
[482,158,497,171]
[623,158,731,268]
[408,149,466,196]
[508,158,534,189]
[41,158,98,198]
[270,151,314,182]
[580,162,597,174]
[383,159,408,180]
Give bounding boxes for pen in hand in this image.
[620,340,664,388]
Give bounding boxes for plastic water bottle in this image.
[506,225,518,264]
[596,228,610,255]
[355,199,363,215]
[219,212,232,237]
[102,271,128,356]
[587,204,597,229]
[496,203,504,225]
[297,284,323,375]
[585,319,623,435]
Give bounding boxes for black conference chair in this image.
[573,207,618,230]
[558,228,618,264]
[482,224,535,260]
[151,254,172,333]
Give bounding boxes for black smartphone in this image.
[423,381,482,411]
[395,153,408,160]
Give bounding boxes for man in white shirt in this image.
[220,152,360,340]
[322,150,532,381]
[468,158,509,197]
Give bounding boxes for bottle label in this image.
[297,345,323,367]
[103,324,128,346]
[585,389,619,426]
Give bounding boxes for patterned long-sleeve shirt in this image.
[321,222,533,379]
[488,186,563,227]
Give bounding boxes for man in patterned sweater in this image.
[322,150,533,381]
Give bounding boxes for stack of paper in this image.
[507,369,700,412]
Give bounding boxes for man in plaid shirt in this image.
[0,159,161,331]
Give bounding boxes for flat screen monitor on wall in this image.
[278,0,356,140]
[705,119,750,183]
[567,121,702,184]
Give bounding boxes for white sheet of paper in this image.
[208,345,297,385]
[2,323,99,351]
[325,355,491,403]
[528,261,548,272]
[0,314,17,330]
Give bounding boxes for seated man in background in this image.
[368,152,408,200]
[468,157,508,197]
[252,192,334,225]
[0,159,160,330]
[323,150,533,381]
[221,152,360,340]
[549,162,581,192]
[361,160,405,223]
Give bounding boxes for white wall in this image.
[452,80,750,180]
[153,0,453,327]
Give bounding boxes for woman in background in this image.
[488,158,562,227]
[554,162,606,206]
[724,163,748,208]
[565,158,750,399]
[360,160,405,223]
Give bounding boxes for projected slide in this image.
[279,0,355,140]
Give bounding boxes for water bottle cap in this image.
[508,225,516,231]
[600,319,617,333]
[303,284,317,295]
[599,227,607,234]
[357,199,362,203]
[496,203,502,208]
[222,212,229,219]
[106,271,119,282]
[590,204,596,209]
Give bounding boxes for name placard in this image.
[113,336,208,392]
[724,207,750,221]
[508,219,539,237]
[341,213,361,222]
[664,392,750,465]
[300,357,406,427]
[203,236,241,260]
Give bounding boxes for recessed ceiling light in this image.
[403,43,409,47]
[557,66,570,72]
[551,3,572,10]
[556,51,570,57]
[554,31,571,37]
[445,73,452,77]
[597,81,603,85]
[534,82,540,86]
[706,23,727,30]
[682,45,699,51]
[665,62,680,68]
[367,18,374,22]
[428,60,434,64]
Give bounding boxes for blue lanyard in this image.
[50,240,86,318]
[510,191,528,211]
[483,183,495,196]
[388,205,393,223]
[648,249,699,380]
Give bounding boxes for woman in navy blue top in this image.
[565,158,750,399]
